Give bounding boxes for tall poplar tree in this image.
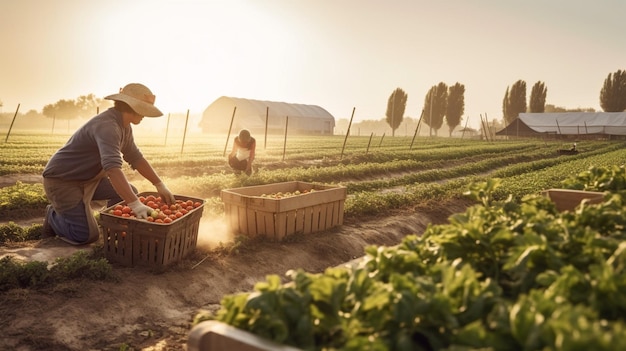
[423,82,447,136]
[529,81,547,113]
[385,88,407,136]
[600,69,626,112]
[502,87,510,122]
[445,83,465,136]
[503,80,527,124]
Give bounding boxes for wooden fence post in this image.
[4,104,20,143]
[340,107,355,160]
[282,116,289,161]
[181,109,190,155]
[223,106,237,157]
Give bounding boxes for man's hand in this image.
[128,199,152,219]
[155,182,176,204]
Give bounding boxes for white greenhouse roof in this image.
[219,96,334,120]
[518,112,626,135]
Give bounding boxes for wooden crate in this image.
[221,181,347,240]
[100,192,204,268]
[188,321,302,351]
[543,188,605,212]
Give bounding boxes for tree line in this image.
[386,69,626,135]
[41,94,108,120]
[3,69,625,136]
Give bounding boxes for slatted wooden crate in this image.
[543,188,605,212]
[221,181,347,240]
[188,321,302,351]
[100,192,204,268]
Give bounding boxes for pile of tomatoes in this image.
[107,194,202,224]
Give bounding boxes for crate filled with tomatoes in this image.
[99,192,204,268]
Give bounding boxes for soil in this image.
[0,174,472,351]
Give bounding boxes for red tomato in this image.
[145,195,156,203]
[155,218,164,223]
[114,204,124,211]
[194,201,202,208]
[175,211,183,218]
[146,217,154,222]
[113,209,123,216]
[163,217,173,223]
[122,206,132,214]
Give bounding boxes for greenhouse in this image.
[496,112,626,138]
[199,96,336,135]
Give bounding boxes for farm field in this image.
[1,132,626,350]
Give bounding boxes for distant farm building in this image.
[199,97,336,135]
[496,112,626,139]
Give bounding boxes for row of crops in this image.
[0,133,624,222]
[3,133,626,350]
[192,165,626,351]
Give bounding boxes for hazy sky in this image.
[1,0,624,129]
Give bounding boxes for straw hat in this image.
[105,83,163,117]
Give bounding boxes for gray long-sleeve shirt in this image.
[43,108,144,181]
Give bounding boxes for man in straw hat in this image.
[228,129,256,176]
[42,83,176,245]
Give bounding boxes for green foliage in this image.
[196,175,626,350]
[561,164,626,192]
[600,69,626,112]
[49,250,113,280]
[529,81,547,113]
[0,256,51,290]
[385,88,407,136]
[445,83,465,136]
[0,181,48,217]
[423,83,448,135]
[0,222,45,243]
[503,80,527,123]
[0,222,27,243]
[0,250,114,292]
[42,93,105,120]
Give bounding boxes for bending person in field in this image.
[228,129,256,176]
[41,83,176,245]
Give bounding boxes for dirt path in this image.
[0,204,470,351]
[0,173,472,350]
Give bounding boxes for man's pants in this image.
[46,178,136,244]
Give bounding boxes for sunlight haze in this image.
[1,0,624,130]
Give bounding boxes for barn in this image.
[496,112,626,138]
[199,96,336,135]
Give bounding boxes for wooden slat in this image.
[303,207,313,234]
[274,212,288,240]
[294,208,305,235]
[543,189,604,212]
[311,205,321,233]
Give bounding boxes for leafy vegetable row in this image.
[195,167,626,350]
